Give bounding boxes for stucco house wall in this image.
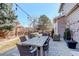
[59,3,79,43]
[67,7,79,42]
[53,16,66,38]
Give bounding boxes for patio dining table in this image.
[21,36,49,56]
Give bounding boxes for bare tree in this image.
[37,15,52,32]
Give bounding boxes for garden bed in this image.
[0,37,19,54]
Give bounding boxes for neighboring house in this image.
[53,15,66,38]
[59,3,79,43]
[14,20,26,36]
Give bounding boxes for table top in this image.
[22,36,48,47]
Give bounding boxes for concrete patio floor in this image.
[1,37,79,56]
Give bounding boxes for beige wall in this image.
[54,22,58,34]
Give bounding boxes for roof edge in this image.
[58,3,64,13]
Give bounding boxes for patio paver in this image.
[1,37,79,56]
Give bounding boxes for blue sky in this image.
[13,3,60,27]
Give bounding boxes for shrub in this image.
[53,34,60,41]
[64,28,71,40]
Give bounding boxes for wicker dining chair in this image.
[37,37,50,56]
[43,37,50,55]
[16,44,37,56]
[19,36,27,42]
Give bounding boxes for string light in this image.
[15,3,31,18]
[15,3,37,27]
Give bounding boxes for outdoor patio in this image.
[1,37,79,56]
